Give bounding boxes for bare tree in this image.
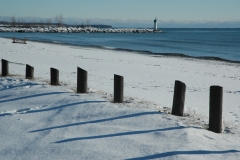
[40,20,44,27]
[47,18,52,27]
[11,16,16,27]
[21,18,25,27]
[86,19,90,27]
[55,14,63,27]
[17,19,21,27]
[32,18,36,27]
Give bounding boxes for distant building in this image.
[154,18,157,30]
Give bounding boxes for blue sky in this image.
[0,0,240,27]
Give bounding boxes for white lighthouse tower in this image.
[154,18,158,30]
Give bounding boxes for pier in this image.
[0,27,162,33]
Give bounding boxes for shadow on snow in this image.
[0,100,106,117]
[0,83,39,91]
[29,111,160,132]
[0,92,69,103]
[126,150,240,159]
[54,126,187,143]
[25,100,106,114]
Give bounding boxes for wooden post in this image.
[77,67,88,93]
[114,74,124,103]
[26,64,34,79]
[50,68,59,85]
[1,59,9,76]
[172,80,186,116]
[209,86,223,133]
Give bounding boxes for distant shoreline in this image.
[0,26,162,33]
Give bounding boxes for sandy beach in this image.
[0,37,240,159]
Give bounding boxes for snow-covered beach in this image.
[0,37,240,159]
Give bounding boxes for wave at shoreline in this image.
[48,39,240,64]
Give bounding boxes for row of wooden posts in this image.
[1,59,223,134]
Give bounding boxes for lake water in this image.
[1,28,240,62]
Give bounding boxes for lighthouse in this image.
[154,18,157,30]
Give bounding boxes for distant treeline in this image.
[0,21,112,28]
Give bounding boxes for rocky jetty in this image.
[0,27,162,33]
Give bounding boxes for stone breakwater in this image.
[0,27,162,33]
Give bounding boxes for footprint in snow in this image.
[36,105,49,109]
[16,108,32,114]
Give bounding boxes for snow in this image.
[0,27,162,33]
[0,37,240,159]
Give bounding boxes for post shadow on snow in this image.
[0,113,13,117]
[29,111,160,133]
[1,101,106,117]
[25,100,106,114]
[0,92,68,103]
[0,83,39,91]
[126,150,240,159]
[55,126,193,143]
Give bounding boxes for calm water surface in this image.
[1,28,240,62]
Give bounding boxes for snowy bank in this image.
[0,37,239,123]
[0,76,239,159]
[0,37,240,159]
